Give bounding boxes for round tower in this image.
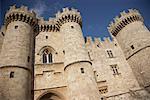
[108,9,150,92]
[55,8,101,100]
[0,5,38,100]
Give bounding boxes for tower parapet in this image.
[108,9,143,36]
[5,5,37,28]
[55,7,82,29]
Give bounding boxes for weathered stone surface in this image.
[0,5,37,100]
[109,10,150,93]
[0,6,150,100]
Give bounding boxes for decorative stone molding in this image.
[38,17,59,32]
[108,9,143,36]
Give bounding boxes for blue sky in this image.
[0,0,150,39]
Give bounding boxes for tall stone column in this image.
[108,9,150,92]
[55,8,101,100]
[0,5,38,100]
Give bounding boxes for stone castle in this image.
[0,5,150,100]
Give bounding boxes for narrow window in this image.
[1,32,4,36]
[43,53,47,63]
[27,56,30,62]
[81,68,84,73]
[131,45,134,49]
[63,50,65,54]
[107,50,114,58]
[94,71,97,81]
[42,49,52,64]
[10,72,14,78]
[46,36,48,39]
[110,64,120,75]
[88,52,91,60]
[15,25,18,29]
[48,53,52,63]
[71,26,74,29]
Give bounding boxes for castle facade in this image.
[0,5,150,100]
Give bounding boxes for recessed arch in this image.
[36,90,65,100]
[37,46,56,64]
[37,46,56,56]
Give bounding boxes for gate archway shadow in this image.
[37,90,65,100]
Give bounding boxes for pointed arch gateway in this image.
[37,91,65,100]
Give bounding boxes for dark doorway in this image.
[39,93,62,100]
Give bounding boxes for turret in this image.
[55,8,101,100]
[0,5,38,100]
[108,9,150,92]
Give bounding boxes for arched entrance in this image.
[39,93,61,100]
[37,91,65,100]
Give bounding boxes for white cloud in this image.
[31,0,47,17]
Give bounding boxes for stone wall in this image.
[85,37,148,99]
[108,9,150,92]
[35,31,64,64]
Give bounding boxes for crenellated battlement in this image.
[94,37,102,46]
[85,36,93,45]
[37,7,82,32]
[5,5,38,28]
[38,17,59,32]
[55,7,82,29]
[108,9,143,36]
[85,36,113,47]
[103,37,111,43]
[3,6,83,33]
